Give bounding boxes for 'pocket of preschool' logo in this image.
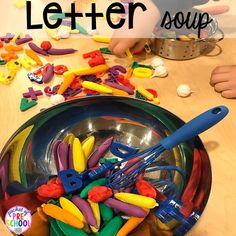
[5,205,32,235]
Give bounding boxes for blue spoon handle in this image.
[160,106,229,150]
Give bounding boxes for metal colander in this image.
[150,9,224,60]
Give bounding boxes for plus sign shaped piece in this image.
[0,33,14,43]
[23,87,43,100]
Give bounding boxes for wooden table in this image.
[1,0,236,235]
[1,37,236,236]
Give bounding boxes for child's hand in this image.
[109,0,160,57]
[210,65,236,98]
[109,38,146,57]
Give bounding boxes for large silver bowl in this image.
[0,96,212,235]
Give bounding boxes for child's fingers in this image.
[111,44,127,58]
[109,39,126,57]
[131,40,146,54]
[212,65,234,74]
[221,90,236,99]
[210,73,229,86]
[110,39,137,58]
[200,5,230,15]
[211,65,236,98]
[214,82,232,92]
[109,39,119,52]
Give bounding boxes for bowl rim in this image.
[1,95,191,159]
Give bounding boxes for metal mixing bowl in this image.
[0,96,212,235]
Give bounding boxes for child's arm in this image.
[109,0,209,57]
[210,65,236,99]
[109,0,160,57]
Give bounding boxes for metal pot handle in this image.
[202,28,224,43]
[200,28,224,57]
